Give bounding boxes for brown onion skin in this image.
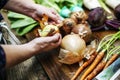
[59,18,76,37]
[72,22,92,43]
[70,11,88,24]
[60,34,86,64]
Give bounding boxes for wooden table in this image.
[3,7,119,80]
[2,10,118,79]
[6,27,120,80]
[25,30,117,80]
[6,31,50,80]
[35,30,117,80]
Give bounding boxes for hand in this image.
[32,4,62,24]
[4,0,62,24]
[27,33,62,54]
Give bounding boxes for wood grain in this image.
[26,30,117,80]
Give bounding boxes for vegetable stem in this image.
[98,0,112,14]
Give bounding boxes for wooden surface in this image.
[7,57,49,80]
[6,26,118,80]
[25,30,117,80]
[3,10,118,80]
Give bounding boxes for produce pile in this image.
[7,0,120,80]
[7,0,120,36]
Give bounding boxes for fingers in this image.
[49,8,62,24]
[46,33,62,43]
[38,33,62,52]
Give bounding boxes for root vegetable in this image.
[104,53,119,69]
[88,7,107,28]
[70,11,88,24]
[38,25,59,37]
[59,34,86,64]
[83,32,120,80]
[80,51,105,80]
[37,14,59,37]
[71,51,97,80]
[114,4,120,20]
[85,60,106,80]
[59,18,76,36]
[72,22,92,43]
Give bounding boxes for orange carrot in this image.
[80,51,105,80]
[85,61,106,80]
[104,53,119,69]
[71,52,97,80]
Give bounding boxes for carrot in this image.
[71,52,97,80]
[79,32,120,80]
[104,53,119,69]
[85,60,106,80]
[80,51,105,80]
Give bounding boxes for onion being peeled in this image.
[59,34,86,64]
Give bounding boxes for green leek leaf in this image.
[8,11,27,19]
[11,17,36,29]
[16,23,38,36]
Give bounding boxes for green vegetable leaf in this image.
[11,17,36,29]
[8,11,28,19]
[16,23,38,36]
[34,0,42,4]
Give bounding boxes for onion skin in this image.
[70,11,88,24]
[114,4,120,20]
[59,18,76,36]
[38,25,59,37]
[72,22,92,43]
[59,34,86,64]
[88,7,107,28]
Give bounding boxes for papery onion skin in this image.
[38,25,59,37]
[60,34,86,64]
[70,11,88,24]
[114,4,120,20]
[72,22,92,43]
[59,18,76,36]
[59,49,84,64]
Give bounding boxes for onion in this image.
[72,22,92,43]
[59,18,76,36]
[70,11,88,24]
[38,25,59,37]
[59,34,86,64]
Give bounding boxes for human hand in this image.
[32,4,62,24]
[4,0,61,23]
[27,33,62,54]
